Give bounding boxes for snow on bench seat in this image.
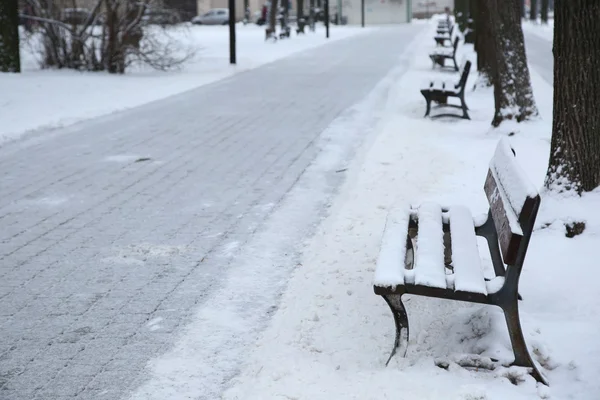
[449,206,487,295]
[373,208,410,289]
[414,202,446,289]
[432,48,454,57]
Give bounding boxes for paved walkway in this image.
[524,31,553,85]
[0,26,422,400]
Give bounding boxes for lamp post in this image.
[324,0,329,38]
[228,0,236,64]
[361,0,365,26]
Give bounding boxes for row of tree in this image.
[528,0,552,24]
[1,1,598,203]
[459,0,599,222]
[0,0,188,74]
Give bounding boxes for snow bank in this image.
[222,19,600,400]
[0,24,371,146]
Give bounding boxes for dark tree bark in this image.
[530,0,537,20]
[520,0,525,18]
[486,0,538,126]
[0,0,21,73]
[545,1,600,194]
[475,0,494,84]
[297,0,305,30]
[540,0,549,23]
[268,0,279,32]
[454,0,469,32]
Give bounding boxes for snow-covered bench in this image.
[434,24,454,46]
[429,36,460,71]
[373,138,548,385]
[420,60,471,119]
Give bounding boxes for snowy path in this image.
[0,26,423,400]
[524,30,553,85]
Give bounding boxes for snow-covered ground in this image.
[213,21,598,400]
[522,19,554,42]
[0,24,371,146]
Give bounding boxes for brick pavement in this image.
[0,26,421,400]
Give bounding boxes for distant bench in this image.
[420,60,471,119]
[429,36,460,71]
[373,138,548,385]
[434,24,454,46]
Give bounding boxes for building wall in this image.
[411,0,452,19]
[344,0,408,25]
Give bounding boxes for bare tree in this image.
[486,0,538,126]
[474,0,494,84]
[21,0,191,73]
[540,0,549,23]
[545,2,600,195]
[0,0,21,72]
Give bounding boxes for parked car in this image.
[191,9,230,25]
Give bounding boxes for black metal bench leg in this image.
[460,94,470,120]
[381,294,409,366]
[429,55,436,68]
[502,301,548,385]
[423,95,432,117]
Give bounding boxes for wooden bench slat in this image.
[414,202,446,289]
[449,206,487,295]
[373,208,410,289]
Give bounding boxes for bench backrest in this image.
[483,138,540,265]
[455,60,471,90]
[452,35,460,54]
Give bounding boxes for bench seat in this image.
[429,36,460,71]
[374,203,492,302]
[420,60,471,119]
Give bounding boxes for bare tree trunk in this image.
[454,0,469,32]
[540,0,549,23]
[545,1,600,194]
[297,0,304,30]
[530,0,537,20]
[0,0,21,72]
[487,0,538,127]
[475,0,494,84]
[268,0,279,32]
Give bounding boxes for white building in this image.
[411,0,453,19]
[342,0,411,25]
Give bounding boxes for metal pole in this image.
[361,0,364,27]
[228,0,236,64]
[324,0,329,38]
